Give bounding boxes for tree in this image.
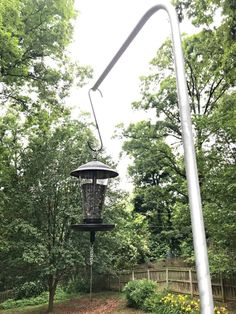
[174,0,236,39]
[0,1,150,309]
[99,192,151,271]
[121,4,236,271]
[0,0,92,112]
[0,106,96,311]
[120,121,187,260]
[0,106,151,311]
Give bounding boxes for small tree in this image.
[0,108,95,312]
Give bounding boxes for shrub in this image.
[0,292,48,310]
[54,286,71,300]
[155,293,229,314]
[66,277,89,293]
[0,287,70,310]
[124,286,229,314]
[143,290,167,312]
[14,281,45,300]
[123,279,157,309]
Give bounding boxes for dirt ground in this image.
[8,294,145,314]
[52,296,123,314]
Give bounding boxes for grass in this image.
[0,289,79,314]
[0,297,73,314]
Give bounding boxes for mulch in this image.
[48,297,122,314]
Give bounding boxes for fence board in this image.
[0,290,14,303]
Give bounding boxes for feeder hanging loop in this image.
[88,88,104,155]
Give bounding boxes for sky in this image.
[67,0,197,191]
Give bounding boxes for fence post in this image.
[108,274,110,290]
[166,267,169,288]
[132,270,135,281]
[147,269,150,280]
[189,269,193,297]
[220,273,225,303]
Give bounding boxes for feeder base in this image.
[71,223,115,232]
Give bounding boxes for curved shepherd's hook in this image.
[88,88,103,154]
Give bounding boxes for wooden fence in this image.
[1,268,235,304]
[0,290,14,303]
[102,267,236,303]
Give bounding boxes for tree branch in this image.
[204,77,225,115]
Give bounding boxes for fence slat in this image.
[220,273,225,303]
[166,268,169,288]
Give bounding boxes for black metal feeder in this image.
[70,160,118,301]
[70,90,119,301]
[71,160,118,233]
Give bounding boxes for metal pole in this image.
[90,2,214,313]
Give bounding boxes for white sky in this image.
[67,0,197,191]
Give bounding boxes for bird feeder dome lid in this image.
[70,160,119,179]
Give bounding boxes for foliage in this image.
[14,281,45,300]
[0,106,95,311]
[124,289,229,314]
[0,0,93,111]
[121,0,236,271]
[0,0,149,296]
[123,279,157,309]
[0,107,150,309]
[143,290,167,312]
[0,287,70,310]
[65,276,90,294]
[0,103,150,310]
[0,293,48,310]
[156,293,228,314]
[174,0,236,43]
[121,124,186,260]
[100,198,151,271]
[0,1,93,312]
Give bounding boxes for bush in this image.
[14,281,45,300]
[143,290,167,312]
[149,293,229,314]
[123,279,157,309]
[54,286,71,300]
[66,277,90,293]
[0,292,49,310]
[123,285,229,314]
[0,287,70,310]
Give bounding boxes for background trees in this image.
[0,106,95,309]
[0,4,150,312]
[0,0,235,312]
[0,0,92,114]
[0,0,111,311]
[121,0,236,272]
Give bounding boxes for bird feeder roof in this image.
[70,160,119,179]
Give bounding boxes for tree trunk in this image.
[48,275,57,313]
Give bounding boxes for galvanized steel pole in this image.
[91,2,214,313]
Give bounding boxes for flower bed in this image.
[123,279,229,314]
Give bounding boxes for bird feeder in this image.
[71,160,118,232]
